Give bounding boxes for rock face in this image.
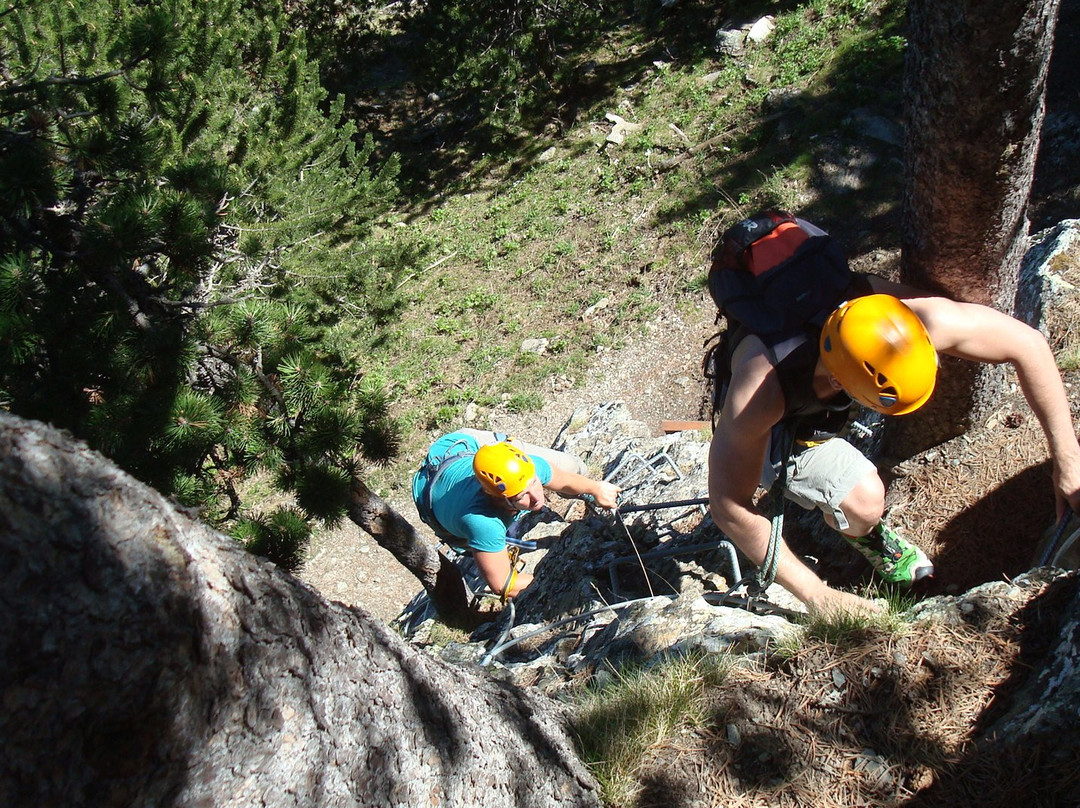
[989,572,1080,743]
[400,406,1080,747]
[397,221,1080,751]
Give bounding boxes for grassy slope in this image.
[336,4,1080,805]
[351,0,907,495]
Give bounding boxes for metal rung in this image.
[607,539,742,599]
[605,450,684,490]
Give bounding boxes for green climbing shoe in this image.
[846,523,934,586]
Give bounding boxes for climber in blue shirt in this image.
[413,429,620,599]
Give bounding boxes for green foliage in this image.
[161,389,225,458]
[288,462,353,524]
[0,0,405,545]
[775,600,909,653]
[409,0,618,135]
[233,506,312,571]
[505,391,544,413]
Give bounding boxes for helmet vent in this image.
[862,361,891,387]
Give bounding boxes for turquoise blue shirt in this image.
[411,432,553,553]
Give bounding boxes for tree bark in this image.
[0,412,599,808]
[346,476,481,628]
[892,0,1061,456]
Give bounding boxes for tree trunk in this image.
[346,476,482,628]
[891,0,1061,457]
[0,413,600,808]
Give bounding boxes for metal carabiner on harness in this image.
[500,544,527,604]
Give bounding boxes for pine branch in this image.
[0,52,153,99]
[79,261,180,333]
[0,4,24,24]
[0,211,78,262]
[207,447,243,521]
[207,344,295,431]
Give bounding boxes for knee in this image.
[836,473,885,535]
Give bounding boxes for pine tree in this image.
[1,0,475,622]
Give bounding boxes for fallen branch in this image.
[653,112,784,173]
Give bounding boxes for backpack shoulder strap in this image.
[417,439,477,541]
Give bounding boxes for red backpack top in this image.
[708,209,852,338]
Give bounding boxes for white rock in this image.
[747,15,776,44]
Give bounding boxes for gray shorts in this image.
[760,436,875,531]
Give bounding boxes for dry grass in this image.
[887,403,1055,595]
[601,581,1073,808]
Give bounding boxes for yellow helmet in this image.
[819,294,938,415]
[472,442,536,498]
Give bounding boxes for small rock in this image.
[582,297,611,319]
[746,15,776,44]
[846,108,903,147]
[714,29,745,56]
[726,724,741,746]
[605,113,643,146]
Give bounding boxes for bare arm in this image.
[708,338,880,613]
[473,550,533,598]
[901,294,1080,516]
[545,465,621,508]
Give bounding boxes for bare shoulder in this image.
[859,280,1036,358]
[721,333,786,433]
[729,332,775,378]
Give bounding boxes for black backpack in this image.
[703,210,855,420]
[708,209,852,338]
